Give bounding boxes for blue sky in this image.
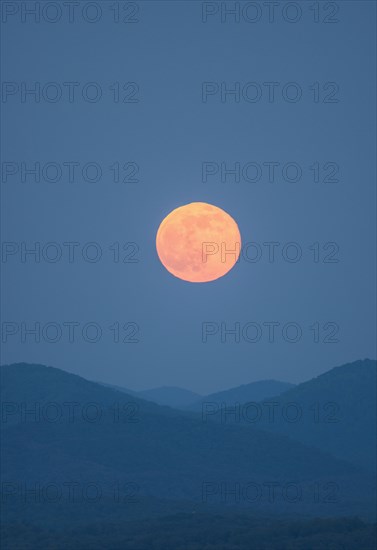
[1,1,376,393]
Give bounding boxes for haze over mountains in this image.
[104,384,203,409]
[258,359,376,472]
[95,364,375,475]
[199,359,377,473]
[98,379,295,410]
[1,359,376,527]
[97,382,202,409]
[187,379,295,411]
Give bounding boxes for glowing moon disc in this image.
[156,202,241,283]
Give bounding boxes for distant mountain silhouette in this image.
[1,362,374,520]
[97,380,293,410]
[203,360,376,473]
[255,359,377,473]
[96,381,201,408]
[137,386,202,408]
[96,381,138,396]
[188,380,295,411]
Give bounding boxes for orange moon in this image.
[156,202,241,283]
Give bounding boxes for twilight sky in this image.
[1,1,376,394]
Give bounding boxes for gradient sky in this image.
[1,1,376,394]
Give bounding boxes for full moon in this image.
[156,202,241,283]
